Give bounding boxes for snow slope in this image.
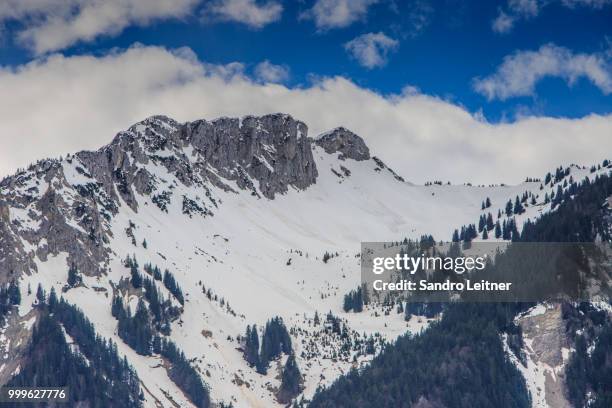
[1,115,609,407]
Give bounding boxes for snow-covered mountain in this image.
[0,113,608,407]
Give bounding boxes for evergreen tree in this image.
[354,287,363,312]
[342,293,353,313]
[163,270,185,305]
[48,287,58,312]
[36,284,45,304]
[259,317,292,373]
[502,220,511,240]
[486,212,494,230]
[133,300,153,355]
[115,298,153,356]
[244,325,260,368]
[509,218,519,241]
[152,335,162,354]
[566,335,588,407]
[8,280,20,305]
[0,282,20,325]
[513,196,524,215]
[111,295,124,319]
[277,353,302,404]
[67,264,81,287]
[505,199,513,216]
[343,287,364,313]
[131,266,142,289]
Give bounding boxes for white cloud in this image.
[254,60,289,83]
[508,0,541,17]
[473,44,612,100]
[492,0,611,33]
[492,10,516,33]
[1,44,612,185]
[203,0,283,28]
[301,0,379,30]
[0,0,199,54]
[491,0,544,33]
[344,32,399,69]
[0,0,285,53]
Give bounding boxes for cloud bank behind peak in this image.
[1,44,611,185]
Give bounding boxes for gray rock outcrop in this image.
[314,127,370,161]
[178,113,318,199]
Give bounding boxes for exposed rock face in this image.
[178,114,318,199]
[76,115,183,213]
[0,200,35,279]
[520,305,567,367]
[0,158,114,279]
[0,309,36,385]
[0,114,323,279]
[315,127,370,161]
[518,304,572,408]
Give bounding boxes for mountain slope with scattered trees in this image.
[311,170,612,408]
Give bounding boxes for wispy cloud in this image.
[0,0,199,54]
[254,60,290,83]
[344,32,399,69]
[491,10,516,33]
[492,0,612,33]
[405,0,435,37]
[473,43,612,100]
[301,0,379,30]
[0,0,284,53]
[202,0,283,29]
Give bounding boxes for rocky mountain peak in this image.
[0,113,399,279]
[79,113,318,203]
[177,113,318,199]
[315,127,370,161]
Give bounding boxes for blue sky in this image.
[1,0,611,122]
